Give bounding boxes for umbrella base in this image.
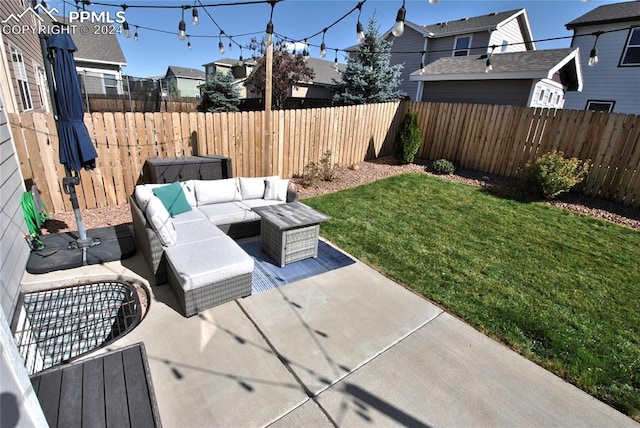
[26,224,136,274]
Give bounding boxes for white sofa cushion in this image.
[166,235,254,291]
[146,196,177,246]
[198,202,260,225]
[195,178,240,205]
[240,199,285,209]
[264,177,289,201]
[135,182,196,210]
[171,207,209,225]
[174,219,224,244]
[238,177,267,200]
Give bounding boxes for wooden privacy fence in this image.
[9,102,402,213]
[9,101,640,214]
[406,101,640,207]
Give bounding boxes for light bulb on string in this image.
[192,7,199,26]
[429,0,439,4]
[303,39,309,60]
[588,31,603,66]
[320,29,327,58]
[265,21,274,47]
[187,36,192,51]
[356,2,365,44]
[134,26,138,41]
[178,8,187,41]
[392,1,406,37]
[123,20,131,38]
[219,33,225,54]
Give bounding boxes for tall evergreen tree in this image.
[333,17,403,105]
[197,72,241,113]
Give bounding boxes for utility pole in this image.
[263,42,273,176]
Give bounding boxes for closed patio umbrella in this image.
[46,32,99,256]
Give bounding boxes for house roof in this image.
[203,58,258,68]
[304,57,346,85]
[409,48,582,91]
[45,17,126,65]
[166,66,206,80]
[346,8,535,51]
[421,9,526,37]
[566,1,640,28]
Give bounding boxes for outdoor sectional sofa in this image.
[130,176,297,316]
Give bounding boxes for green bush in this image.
[432,159,455,175]
[519,151,590,199]
[393,111,422,164]
[301,151,338,187]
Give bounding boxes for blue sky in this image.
[48,0,632,77]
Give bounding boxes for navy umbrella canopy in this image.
[47,33,97,172]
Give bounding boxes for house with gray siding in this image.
[164,65,206,98]
[202,58,257,98]
[563,1,640,114]
[353,9,535,101]
[0,0,52,113]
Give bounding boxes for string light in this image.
[418,50,425,75]
[303,39,310,60]
[334,49,339,71]
[429,0,439,4]
[192,6,199,26]
[265,0,276,46]
[485,45,496,73]
[187,35,192,50]
[178,7,187,40]
[238,47,244,66]
[392,0,406,37]
[134,25,139,41]
[219,31,225,54]
[121,5,130,38]
[320,28,327,58]
[356,2,365,44]
[589,31,603,66]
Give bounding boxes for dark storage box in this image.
[144,156,233,183]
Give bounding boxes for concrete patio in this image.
[20,239,637,427]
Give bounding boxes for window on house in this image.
[586,100,615,112]
[538,90,545,102]
[453,36,471,56]
[501,40,509,53]
[34,63,49,110]
[103,74,118,95]
[11,45,33,111]
[620,27,640,66]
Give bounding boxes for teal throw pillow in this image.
[152,182,191,217]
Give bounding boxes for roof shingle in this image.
[566,1,640,28]
[422,9,524,36]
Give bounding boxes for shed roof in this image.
[566,1,640,28]
[410,48,582,91]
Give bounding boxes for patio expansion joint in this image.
[235,300,339,427]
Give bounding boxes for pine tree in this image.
[333,16,403,106]
[198,72,241,113]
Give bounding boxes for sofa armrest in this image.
[286,189,299,202]
[130,195,168,284]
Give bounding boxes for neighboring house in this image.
[244,56,346,100]
[164,66,206,98]
[202,57,257,98]
[0,0,52,113]
[563,1,640,114]
[357,8,535,101]
[71,21,128,96]
[409,48,582,108]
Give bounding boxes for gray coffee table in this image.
[253,202,331,267]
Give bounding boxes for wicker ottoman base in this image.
[261,223,320,267]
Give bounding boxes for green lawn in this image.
[304,173,640,421]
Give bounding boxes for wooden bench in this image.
[30,342,161,428]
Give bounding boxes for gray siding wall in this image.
[388,28,425,99]
[564,22,640,114]
[0,0,49,113]
[0,94,29,322]
[426,31,490,64]
[421,79,532,106]
[490,18,527,53]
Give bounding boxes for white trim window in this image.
[620,27,640,66]
[33,63,49,112]
[453,35,472,57]
[586,100,615,112]
[102,73,119,95]
[11,45,33,111]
